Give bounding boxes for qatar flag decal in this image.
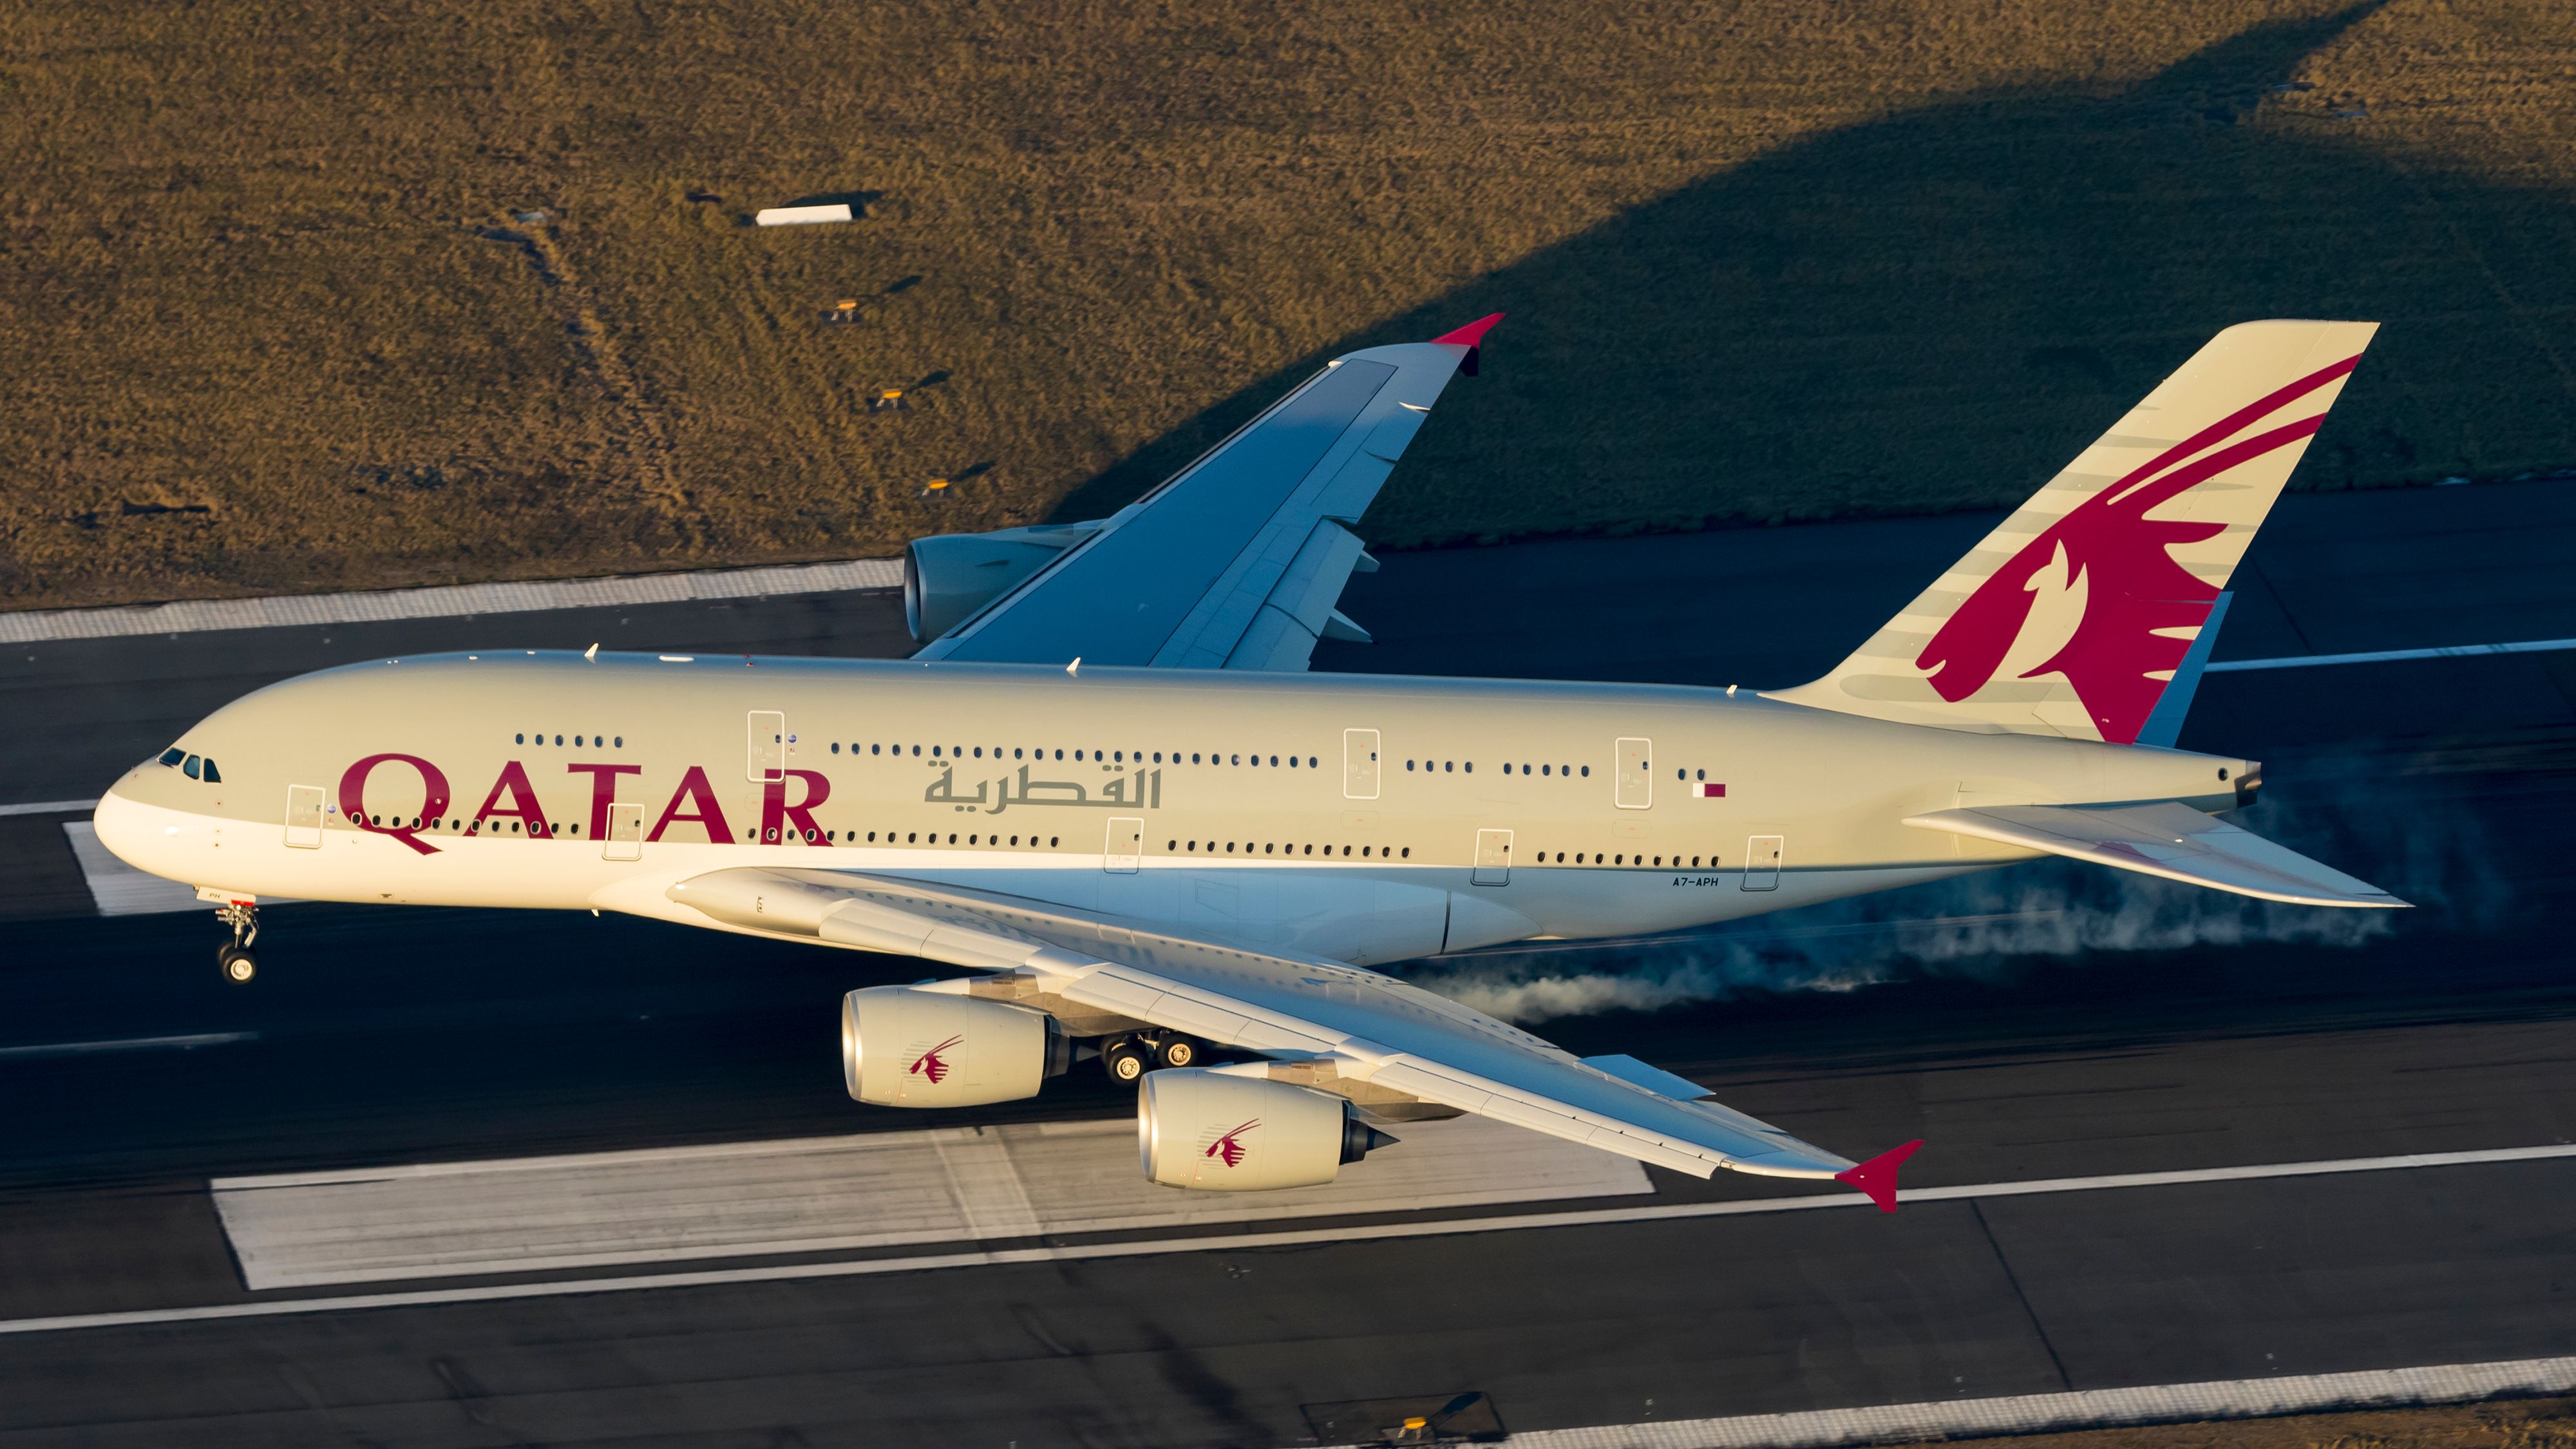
[1691,782,1726,798]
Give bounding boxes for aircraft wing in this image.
[1904,800,2407,908]
[912,317,1501,672]
[663,865,1920,1208]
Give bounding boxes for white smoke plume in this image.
[1403,749,2512,1025]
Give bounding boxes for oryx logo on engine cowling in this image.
[908,1035,963,1085]
[1202,1118,1260,1169]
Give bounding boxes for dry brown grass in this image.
[1,0,2571,608]
[1936,1396,2576,1449]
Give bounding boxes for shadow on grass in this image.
[1050,5,2576,546]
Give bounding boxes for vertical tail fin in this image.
[1770,320,2377,743]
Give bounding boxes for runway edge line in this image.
[1460,1355,2576,1449]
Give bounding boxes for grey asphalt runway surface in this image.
[3,480,2573,1447]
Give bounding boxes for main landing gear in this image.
[1102,1031,1199,1083]
[214,900,260,983]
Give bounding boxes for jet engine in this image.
[904,522,1102,643]
[1138,1068,1399,1191]
[841,986,1072,1107]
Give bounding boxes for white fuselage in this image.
[97,651,2249,962]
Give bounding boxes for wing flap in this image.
[1904,800,2407,907]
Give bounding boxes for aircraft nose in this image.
[92,786,187,881]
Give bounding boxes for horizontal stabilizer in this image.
[1904,800,2406,909]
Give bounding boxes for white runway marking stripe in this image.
[3,1141,2570,1337]
[0,1032,255,1062]
[209,1115,1651,1290]
[1486,1355,2576,1449]
[2208,636,2576,672]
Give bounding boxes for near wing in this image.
[913,317,1501,671]
[1904,800,2407,908]
[665,866,1917,1206]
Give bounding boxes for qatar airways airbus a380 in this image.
[98,316,2399,1210]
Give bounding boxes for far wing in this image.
[663,866,1917,1204]
[1904,800,2406,907]
[913,317,1499,671]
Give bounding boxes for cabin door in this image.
[1343,728,1381,800]
[1615,737,1653,810]
[284,784,325,849]
[1472,828,1514,887]
[1743,835,1783,890]
[746,711,786,782]
[603,802,644,862]
[1104,817,1142,874]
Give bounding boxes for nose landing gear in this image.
[214,900,259,983]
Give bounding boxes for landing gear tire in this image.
[1154,1036,1198,1070]
[1104,1041,1148,1084]
[213,899,260,984]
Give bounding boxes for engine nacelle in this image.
[841,986,1070,1107]
[1138,1069,1398,1191]
[904,522,1101,643]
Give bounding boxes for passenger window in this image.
[183,755,201,779]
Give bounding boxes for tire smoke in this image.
[1404,748,2510,1025]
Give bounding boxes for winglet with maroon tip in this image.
[1430,312,1504,375]
[1834,1140,1923,1213]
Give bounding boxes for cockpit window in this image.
[183,755,201,779]
[201,759,222,783]
[158,747,185,767]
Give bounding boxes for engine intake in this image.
[1138,1068,1399,1191]
[904,522,1102,643]
[842,986,1070,1107]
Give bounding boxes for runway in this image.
[3,479,2573,1446]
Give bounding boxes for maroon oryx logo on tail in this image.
[908,1035,963,1085]
[1915,353,2360,744]
[1204,1118,1260,1169]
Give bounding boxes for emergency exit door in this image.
[1104,817,1142,873]
[1743,835,1783,890]
[746,711,785,782]
[1344,728,1381,800]
[284,784,324,849]
[1472,828,1513,886]
[1615,737,1653,810]
[603,802,643,861]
